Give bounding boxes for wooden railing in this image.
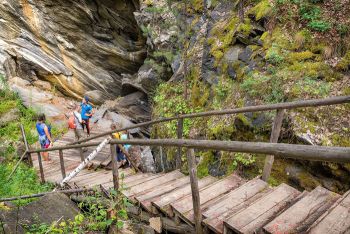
[25,95,350,234]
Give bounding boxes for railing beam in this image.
[187,148,202,234]
[262,109,285,181]
[109,139,350,163]
[69,95,350,145]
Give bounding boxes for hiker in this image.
[80,96,93,137]
[68,104,84,141]
[111,123,129,168]
[36,114,53,161]
[120,130,131,153]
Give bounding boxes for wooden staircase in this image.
[117,170,349,234]
[31,122,350,234]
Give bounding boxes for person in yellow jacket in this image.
[110,123,128,168]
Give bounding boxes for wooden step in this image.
[223,183,300,234]
[75,170,112,187]
[123,170,185,198]
[135,176,191,213]
[152,176,218,217]
[264,186,340,234]
[102,172,149,189]
[308,190,350,234]
[202,178,270,233]
[124,173,163,188]
[171,174,245,225]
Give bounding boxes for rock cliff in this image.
[0,0,146,102]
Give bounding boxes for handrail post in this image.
[59,150,66,179]
[262,109,285,181]
[176,118,184,169]
[37,152,45,183]
[110,143,119,190]
[20,124,32,166]
[187,148,203,234]
[79,147,84,162]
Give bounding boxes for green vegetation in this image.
[0,163,53,205]
[26,188,129,233]
[152,0,350,187]
[0,76,61,204]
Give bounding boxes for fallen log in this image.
[0,188,95,202]
[59,137,111,187]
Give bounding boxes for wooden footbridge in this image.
[24,96,350,233]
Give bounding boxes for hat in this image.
[84,96,89,103]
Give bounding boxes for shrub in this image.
[299,5,321,21]
[307,20,331,32]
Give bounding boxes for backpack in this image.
[68,115,76,129]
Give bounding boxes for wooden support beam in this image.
[262,109,285,181]
[79,147,84,162]
[109,139,350,163]
[59,150,66,179]
[187,148,203,234]
[37,152,45,183]
[110,143,119,190]
[20,124,32,166]
[176,118,184,169]
[0,188,95,202]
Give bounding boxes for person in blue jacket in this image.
[80,96,93,137]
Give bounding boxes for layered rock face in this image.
[0,0,146,103]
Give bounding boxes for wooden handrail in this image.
[107,139,350,163]
[28,142,100,153]
[69,95,350,145]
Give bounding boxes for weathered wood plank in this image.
[201,178,269,233]
[262,109,285,181]
[223,183,300,234]
[124,173,164,188]
[75,171,112,187]
[187,148,203,234]
[308,191,350,234]
[123,170,185,198]
[135,176,191,213]
[109,139,350,164]
[171,174,245,225]
[264,186,340,234]
[152,176,218,217]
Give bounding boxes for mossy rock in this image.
[248,0,272,21]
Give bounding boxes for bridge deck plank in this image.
[308,191,350,234]
[264,186,341,234]
[200,178,269,233]
[171,174,245,226]
[151,176,218,217]
[135,176,191,213]
[123,170,185,198]
[224,183,300,234]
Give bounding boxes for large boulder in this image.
[0,193,80,234]
[0,0,146,103]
